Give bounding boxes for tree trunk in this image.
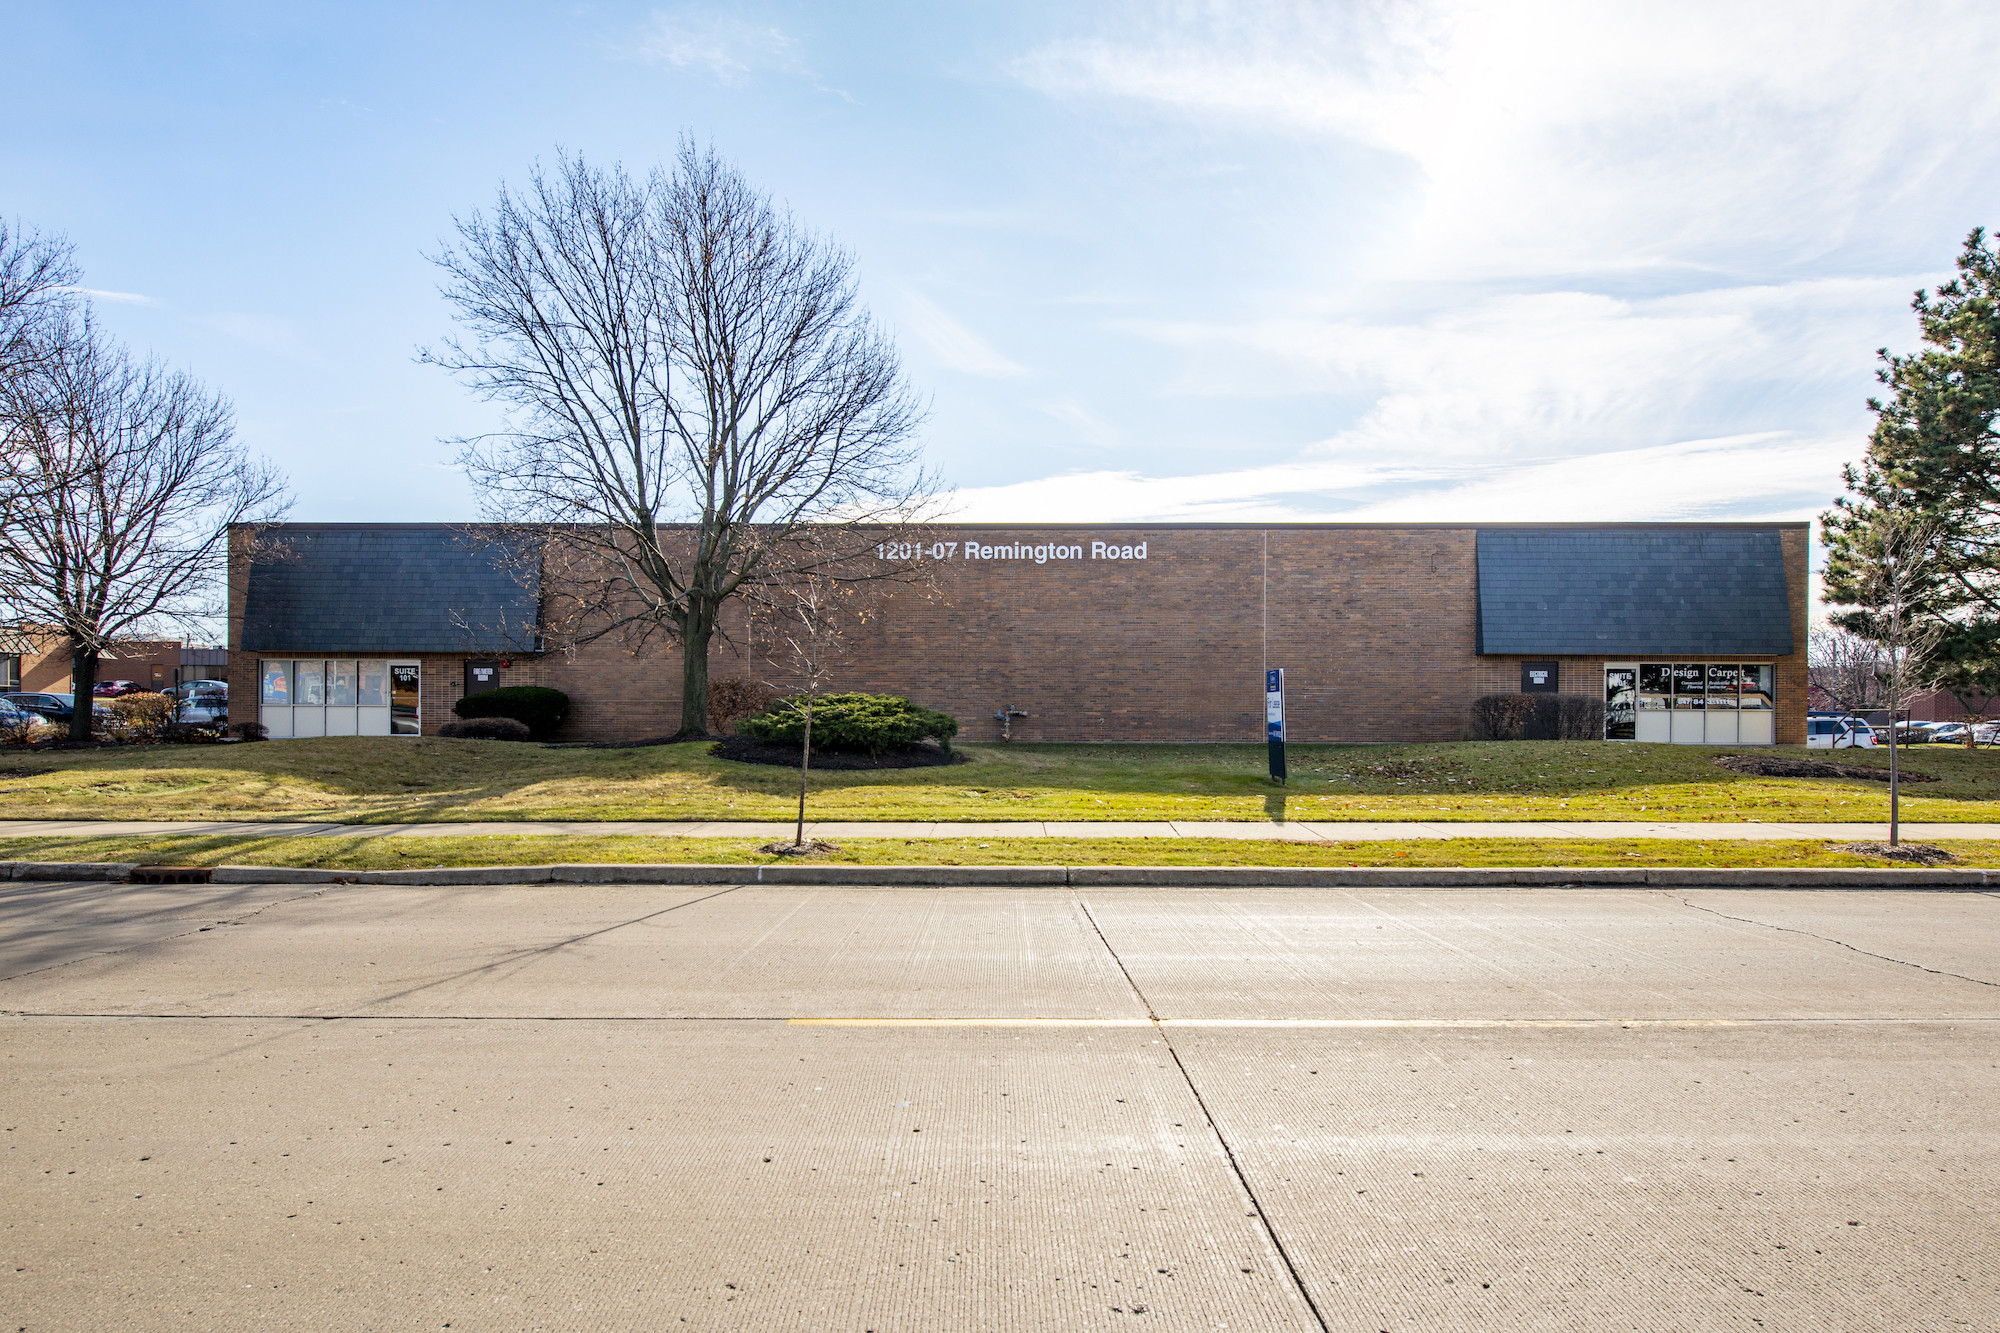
[795,696,813,847]
[675,602,716,740]
[1888,706,1900,847]
[68,642,98,742]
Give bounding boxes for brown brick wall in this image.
[229,523,1812,745]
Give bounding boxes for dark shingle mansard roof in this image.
[240,525,540,653]
[1475,527,1794,657]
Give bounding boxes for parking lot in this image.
[3,878,1996,1330]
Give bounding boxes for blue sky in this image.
[7,1,2000,527]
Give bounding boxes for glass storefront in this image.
[1610,662,1774,744]
[260,659,417,737]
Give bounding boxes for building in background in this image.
[229,522,1807,745]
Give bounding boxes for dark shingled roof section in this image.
[241,526,540,653]
[1476,527,1793,657]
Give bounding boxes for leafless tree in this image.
[425,142,941,739]
[0,307,289,738]
[760,567,858,852]
[1,218,82,525]
[1826,511,1942,845]
[1807,626,1885,718]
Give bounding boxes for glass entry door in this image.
[1605,666,1636,740]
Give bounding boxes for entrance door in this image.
[1604,665,1636,740]
[390,662,421,735]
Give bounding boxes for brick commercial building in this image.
[229,521,1808,746]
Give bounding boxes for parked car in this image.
[0,697,28,731]
[1928,722,1973,745]
[1807,714,1879,748]
[92,679,144,698]
[1891,720,1942,744]
[1976,722,2000,746]
[7,692,116,726]
[167,691,229,726]
[4,692,74,724]
[161,679,228,700]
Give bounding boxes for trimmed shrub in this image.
[108,691,171,737]
[452,685,569,739]
[1469,693,1604,741]
[709,676,779,732]
[438,716,532,741]
[739,692,959,756]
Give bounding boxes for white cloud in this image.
[1037,399,1123,449]
[968,1,1997,523]
[1016,1,2000,281]
[68,287,155,305]
[632,9,801,85]
[947,432,1844,525]
[895,287,1028,378]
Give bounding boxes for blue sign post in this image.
[1265,668,1286,784]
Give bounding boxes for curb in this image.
[1,860,1994,889]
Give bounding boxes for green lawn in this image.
[0,736,1995,825]
[0,832,1990,872]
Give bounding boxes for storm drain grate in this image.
[129,865,214,885]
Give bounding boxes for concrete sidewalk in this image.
[3,816,1999,841]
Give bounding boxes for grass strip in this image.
[5,738,2000,824]
[4,834,1998,871]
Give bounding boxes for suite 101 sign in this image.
[874,539,1150,564]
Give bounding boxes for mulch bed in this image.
[709,734,965,770]
[1714,755,1938,783]
[1829,841,1959,865]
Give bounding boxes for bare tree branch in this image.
[424,142,943,737]
[0,305,290,738]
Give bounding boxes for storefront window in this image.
[358,661,388,707]
[328,660,357,707]
[1671,663,1705,708]
[293,660,325,706]
[261,660,290,705]
[1637,663,1672,713]
[1705,664,1740,709]
[1613,662,1777,744]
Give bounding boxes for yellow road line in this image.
[787,1016,1994,1028]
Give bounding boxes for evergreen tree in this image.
[1824,228,2000,734]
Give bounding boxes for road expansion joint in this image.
[1670,893,2000,989]
[1075,895,1332,1333]
[0,884,332,985]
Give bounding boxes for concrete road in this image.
[2,881,1995,1331]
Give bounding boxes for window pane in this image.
[261,660,291,705]
[1705,664,1740,709]
[1637,662,1670,712]
[0,655,18,691]
[1741,664,1774,709]
[358,661,388,707]
[328,660,357,707]
[294,660,325,706]
[390,663,420,735]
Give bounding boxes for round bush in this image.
[452,685,569,739]
[438,716,532,741]
[739,692,959,756]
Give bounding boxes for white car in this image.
[1807,716,1878,748]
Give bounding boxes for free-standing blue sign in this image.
[1266,668,1287,784]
